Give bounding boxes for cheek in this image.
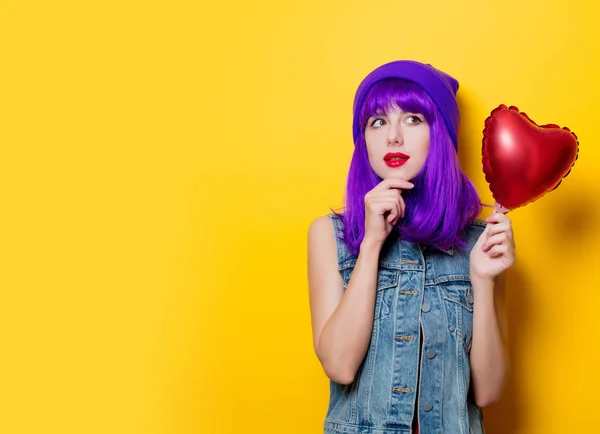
[405,131,430,162]
[421,142,431,160]
[417,131,431,159]
[365,133,383,159]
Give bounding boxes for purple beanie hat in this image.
[352,60,460,150]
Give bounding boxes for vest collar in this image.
[421,244,455,256]
[438,246,455,256]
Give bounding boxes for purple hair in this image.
[332,79,481,256]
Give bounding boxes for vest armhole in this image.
[326,213,345,271]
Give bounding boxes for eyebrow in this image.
[369,110,422,117]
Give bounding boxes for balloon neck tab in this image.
[494,202,510,214]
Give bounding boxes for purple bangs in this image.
[332,79,481,256]
[358,79,437,135]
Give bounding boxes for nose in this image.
[387,122,403,146]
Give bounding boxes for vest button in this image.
[423,401,433,412]
[467,295,474,304]
[426,349,436,359]
[421,303,431,312]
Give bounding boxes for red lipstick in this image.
[384,152,410,168]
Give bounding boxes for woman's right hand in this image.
[363,178,414,246]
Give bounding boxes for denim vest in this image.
[324,213,487,434]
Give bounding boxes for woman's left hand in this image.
[470,211,516,282]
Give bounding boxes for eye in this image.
[370,118,385,127]
[406,115,424,124]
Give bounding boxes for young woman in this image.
[307,60,516,433]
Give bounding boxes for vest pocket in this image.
[440,281,474,350]
[326,376,359,424]
[325,358,364,424]
[341,266,400,320]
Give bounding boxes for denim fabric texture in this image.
[324,213,487,434]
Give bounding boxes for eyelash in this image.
[370,115,423,127]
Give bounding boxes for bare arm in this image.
[307,216,383,385]
[468,210,515,407]
[469,271,509,407]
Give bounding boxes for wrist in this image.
[470,269,495,287]
[360,237,383,253]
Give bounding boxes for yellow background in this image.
[2,1,599,433]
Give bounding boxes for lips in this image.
[384,152,410,168]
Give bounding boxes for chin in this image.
[379,166,415,181]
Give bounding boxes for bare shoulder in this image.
[308,214,335,241]
[307,214,338,271]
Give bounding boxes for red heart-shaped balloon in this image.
[482,104,579,210]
